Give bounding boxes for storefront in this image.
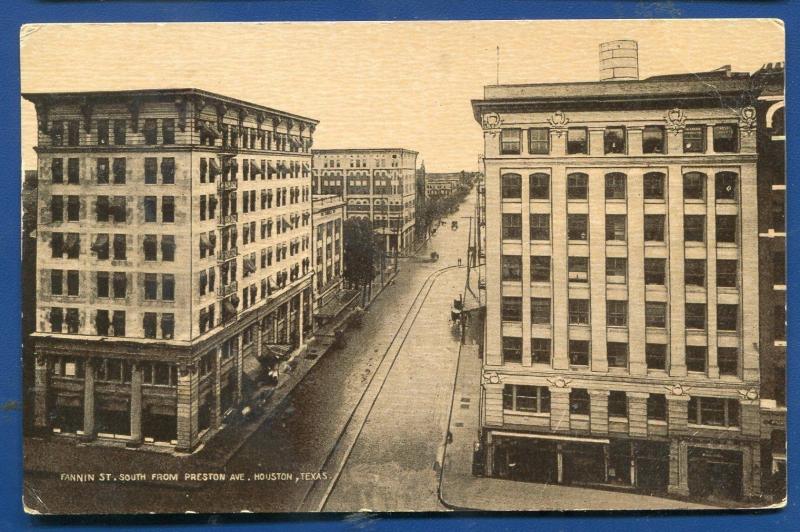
[688,447,743,501]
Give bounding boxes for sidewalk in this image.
[438,343,712,511]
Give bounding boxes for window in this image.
[683,172,705,200]
[144,196,157,222]
[684,215,705,242]
[162,196,175,223]
[531,298,550,324]
[606,257,626,284]
[646,344,667,370]
[643,172,665,199]
[503,384,550,413]
[92,234,109,260]
[568,299,590,325]
[605,172,626,199]
[67,120,79,146]
[716,215,737,243]
[145,274,158,300]
[717,304,738,331]
[608,391,628,417]
[607,343,628,368]
[502,336,522,363]
[527,127,549,154]
[530,256,550,282]
[685,259,705,287]
[143,313,157,339]
[568,256,588,283]
[143,235,157,261]
[683,125,705,153]
[567,214,588,240]
[65,196,79,222]
[647,394,667,421]
[644,258,666,285]
[718,348,739,376]
[161,314,175,339]
[685,303,706,330]
[501,297,522,322]
[51,270,63,295]
[530,214,550,240]
[67,158,80,184]
[112,272,126,298]
[112,234,126,260]
[161,158,176,184]
[529,173,549,199]
[686,346,707,373]
[162,118,175,144]
[64,233,80,259]
[113,119,126,145]
[143,118,158,145]
[567,128,588,154]
[500,129,521,155]
[50,196,63,223]
[567,172,588,199]
[568,341,588,368]
[688,397,740,427]
[604,127,626,154]
[605,215,626,241]
[644,215,665,242]
[144,158,158,184]
[51,159,63,183]
[713,124,738,153]
[95,196,109,222]
[717,259,738,288]
[50,307,63,332]
[112,310,126,337]
[715,171,737,200]
[95,310,110,336]
[645,302,667,328]
[501,255,522,281]
[569,388,590,415]
[98,120,111,145]
[113,158,126,184]
[502,213,522,240]
[643,126,665,154]
[162,274,175,301]
[607,301,627,327]
[531,338,551,364]
[96,158,109,184]
[161,235,175,262]
[501,173,521,199]
[111,196,127,223]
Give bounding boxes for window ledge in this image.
[503,410,550,418]
[570,414,590,420]
[647,419,668,426]
[687,423,740,431]
[609,416,629,423]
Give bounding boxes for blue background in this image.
[2,1,795,529]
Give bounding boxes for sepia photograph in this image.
[19,19,785,514]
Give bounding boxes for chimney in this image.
[599,40,639,81]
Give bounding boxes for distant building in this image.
[22,170,38,430]
[425,172,462,199]
[473,59,767,501]
[24,89,317,451]
[312,148,418,254]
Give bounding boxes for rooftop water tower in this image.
[599,40,639,81]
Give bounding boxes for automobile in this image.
[451,220,458,230]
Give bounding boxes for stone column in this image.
[520,171,532,366]
[81,359,95,441]
[667,164,687,376]
[740,399,761,437]
[588,166,608,372]
[549,387,571,432]
[176,364,199,452]
[706,173,719,378]
[668,439,690,496]
[627,126,643,156]
[298,290,305,348]
[212,349,222,428]
[551,164,569,371]
[588,127,605,157]
[627,169,647,376]
[627,391,649,438]
[128,362,143,446]
[33,353,49,431]
[666,394,690,435]
[589,389,609,435]
[742,443,762,499]
[235,334,244,404]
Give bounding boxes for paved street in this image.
[23,194,475,514]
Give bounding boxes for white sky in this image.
[20,19,784,172]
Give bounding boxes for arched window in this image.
[683,172,706,200]
[567,172,589,200]
[501,173,522,199]
[643,172,666,200]
[605,172,627,200]
[715,171,738,200]
[529,173,550,200]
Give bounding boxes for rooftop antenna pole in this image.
[496,46,500,84]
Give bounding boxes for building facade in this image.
[24,89,317,451]
[472,67,764,500]
[753,62,786,500]
[311,194,349,326]
[312,149,417,254]
[425,172,462,198]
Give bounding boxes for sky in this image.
[20,19,784,172]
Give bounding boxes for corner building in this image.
[24,89,317,451]
[312,149,417,254]
[472,68,763,500]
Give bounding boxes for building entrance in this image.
[688,447,743,501]
[493,436,558,484]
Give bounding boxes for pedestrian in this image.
[458,257,462,266]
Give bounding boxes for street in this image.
[24,193,475,514]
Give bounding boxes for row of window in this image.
[501,384,742,428]
[49,270,174,301]
[200,123,309,154]
[51,233,175,262]
[318,153,402,168]
[501,337,740,375]
[499,124,740,156]
[501,171,738,202]
[50,157,175,185]
[49,355,178,387]
[503,255,739,288]
[198,157,310,184]
[49,307,176,338]
[502,213,738,244]
[501,296,739,331]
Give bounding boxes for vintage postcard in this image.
[20,19,785,514]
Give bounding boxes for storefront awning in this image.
[492,430,610,445]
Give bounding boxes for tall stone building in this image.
[312,149,417,254]
[472,63,765,500]
[24,89,317,451]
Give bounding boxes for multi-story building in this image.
[753,62,786,500]
[312,149,417,254]
[425,172,462,199]
[311,194,353,328]
[472,60,765,501]
[23,89,317,452]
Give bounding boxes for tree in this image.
[343,217,380,304]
